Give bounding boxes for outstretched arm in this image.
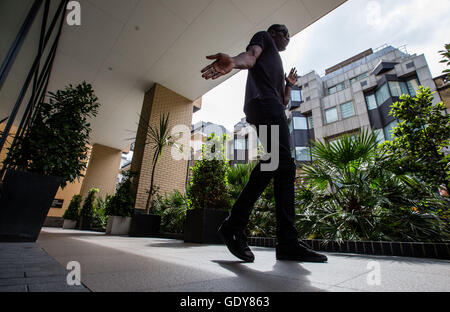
[201,45,263,80]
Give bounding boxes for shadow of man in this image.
[211,259,326,292]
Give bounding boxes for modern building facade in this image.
[287,45,443,164]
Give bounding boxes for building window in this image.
[341,101,355,119]
[406,78,420,96]
[350,72,368,84]
[383,120,398,141]
[374,129,385,143]
[366,94,377,110]
[291,89,302,102]
[307,115,314,129]
[375,83,390,106]
[295,147,312,162]
[325,107,338,123]
[328,82,345,95]
[234,138,247,150]
[389,81,408,97]
[293,116,308,130]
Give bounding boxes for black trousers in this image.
[227,98,299,244]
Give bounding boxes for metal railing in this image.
[0,0,69,178]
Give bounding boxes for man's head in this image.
[267,24,290,52]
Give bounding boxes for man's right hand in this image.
[201,53,235,80]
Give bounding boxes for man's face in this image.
[270,26,290,52]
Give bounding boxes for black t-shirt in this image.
[244,31,285,111]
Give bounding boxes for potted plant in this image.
[184,133,232,244]
[129,113,182,237]
[0,82,100,242]
[79,188,99,230]
[105,171,135,235]
[63,194,82,229]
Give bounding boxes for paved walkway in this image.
[2,228,449,292]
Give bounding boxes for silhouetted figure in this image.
[201,24,327,263]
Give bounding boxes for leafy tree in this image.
[4,82,100,188]
[439,43,450,78]
[381,87,450,193]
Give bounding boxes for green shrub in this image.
[105,171,135,217]
[187,133,232,210]
[295,130,450,242]
[154,190,188,234]
[80,188,99,218]
[91,195,109,230]
[63,194,82,221]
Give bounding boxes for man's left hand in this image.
[285,67,298,86]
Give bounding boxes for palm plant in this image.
[296,129,449,242]
[227,162,257,200]
[143,113,183,214]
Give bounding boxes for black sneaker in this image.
[276,242,328,263]
[218,221,255,263]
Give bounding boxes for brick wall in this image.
[131,83,195,210]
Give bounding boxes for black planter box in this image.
[129,214,161,237]
[0,170,62,242]
[184,209,229,244]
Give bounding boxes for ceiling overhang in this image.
[2,0,347,149]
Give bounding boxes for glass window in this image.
[350,73,368,84]
[291,90,302,102]
[400,81,408,95]
[336,82,345,92]
[407,78,420,96]
[383,120,398,141]
[389,81,408,97]
[341,101,355,119]
[234,138,246,150]
[366,94,377,110]
[293,116,308,130]
[289,119,294,134]
[375,83,390,106]
[325,107,338,123]
[295,147,312,162]
[328,82,345,95]
[389,81,403,97]
[374,129,385,143]
[307,116,314,129]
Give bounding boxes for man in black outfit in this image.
[201,24,327,263]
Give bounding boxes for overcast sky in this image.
[193,0,450,132]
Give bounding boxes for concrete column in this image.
[79,143,122,199]
[130,83,195,211]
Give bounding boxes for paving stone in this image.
[0,284,27,292]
